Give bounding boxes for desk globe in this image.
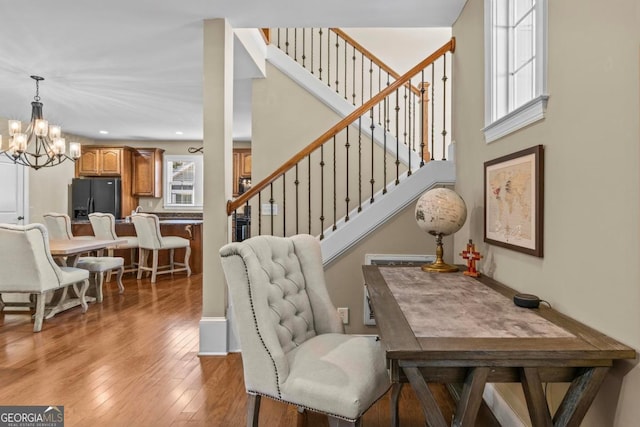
[415,188,467,272]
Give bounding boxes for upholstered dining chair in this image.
[131,213,191,283]
[89,212,139,278]
[220,234,391,427]
[43,212,94,240]
[0,223,90,332]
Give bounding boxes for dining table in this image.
[46,237,127,318]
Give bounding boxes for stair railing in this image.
[272,28,429,155]
[228,38,455,241]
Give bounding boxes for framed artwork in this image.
[484,145,544,257]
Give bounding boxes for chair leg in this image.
[151,249,159,283]
[184,246,192,277]
[78,279,89,312]
[247,394,261,427]
[116,267,125,294]
[106,248,114,282]
[0,293,4,311]
[95,272,105,303]
[296,407,307,427]
[137,249,146,280]
[169,248,175,272]
[34,293,46,332]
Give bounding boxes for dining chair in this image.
[43,212,94,240]
[0,223,90,332]
[75,256,125,302]
[132,213,191,283]
[220,234,391,427]
[89,212,139,278]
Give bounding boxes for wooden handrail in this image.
[227,37,455,215]
[330,28,422,97]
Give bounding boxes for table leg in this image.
[552,367,610,427]
[453,367,490,427]
[521,367,553,427]
[403,367,448,427]
[390,382,403,427]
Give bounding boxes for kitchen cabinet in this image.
[77,146,133,177]
[133,148,164,197]
[75,145,137,217]
[233,148,252,196]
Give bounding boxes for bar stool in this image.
[89,212,139,279]
[132,213,191,283]
[43,212,95,240]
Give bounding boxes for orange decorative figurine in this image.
[460,239,482,277]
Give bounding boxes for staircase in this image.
[229,30,456,265]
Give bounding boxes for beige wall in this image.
[453,0,640,425]
[252,61,444,334]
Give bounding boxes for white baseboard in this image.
[198,317,228,356]
[483,384,526,427]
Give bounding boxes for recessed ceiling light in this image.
[175,131,184,135]
[99,130,109,135]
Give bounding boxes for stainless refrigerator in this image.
[71,177,122,220]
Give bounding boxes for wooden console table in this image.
[362,265,636,427]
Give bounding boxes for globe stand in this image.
[422,233,459,273]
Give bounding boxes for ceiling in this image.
[0,0,466,142]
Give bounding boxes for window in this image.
[484,0,548,143]
[163,155,203,209]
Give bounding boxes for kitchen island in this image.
[72,219,203,275]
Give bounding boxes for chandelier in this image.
[0,75,81,170]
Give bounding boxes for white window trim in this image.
[483,0,548,143]
[163,154,204,210]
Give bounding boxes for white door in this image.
[0,156,28,224]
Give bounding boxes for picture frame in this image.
[484,145,544,257]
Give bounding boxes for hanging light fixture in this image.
[0,75,81,170]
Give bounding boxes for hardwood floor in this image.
[0,273,499,426]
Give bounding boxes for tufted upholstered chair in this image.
[220,234,390,427]
[89,212,139,279]
[0,223,90,332]
[132,213,191,283]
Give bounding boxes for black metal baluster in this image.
[295,164,299,234]
[293,28,297,62]
[442,53,448,160]
[369,58,373,101]
[386,72,391,132]
[431,64,435,161]
[343,38,347,100]
[370,107,375,204]
[345,127,350,222]
[420,69,426,167]
[327,29,331,88]
[358,117,363,212]
[378,68,382,125]
[351,46,356,106]
[395,89,400,185]
[310,29,314,74]
[318,28,323,81]
[319,145,325,239]
[308,155,312,234]
[282,173,286,236]
[404,85,409,174]
[383,95,388,195]
[258,192,262,235]
[302,29,306,69]
[332,135,337,231]
[269,183,274,236]
[361,53,364,106]
[285,28,289,56]
[277,28,281,49]
[335,32,339,93]
[406,85,412,176]
[245,200,251,240]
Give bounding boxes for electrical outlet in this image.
[337,307,349,325]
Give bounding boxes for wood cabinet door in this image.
[133,150,154,196]
[77,148,100,175]
[240,152,252,177]
[99,149,122,175]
